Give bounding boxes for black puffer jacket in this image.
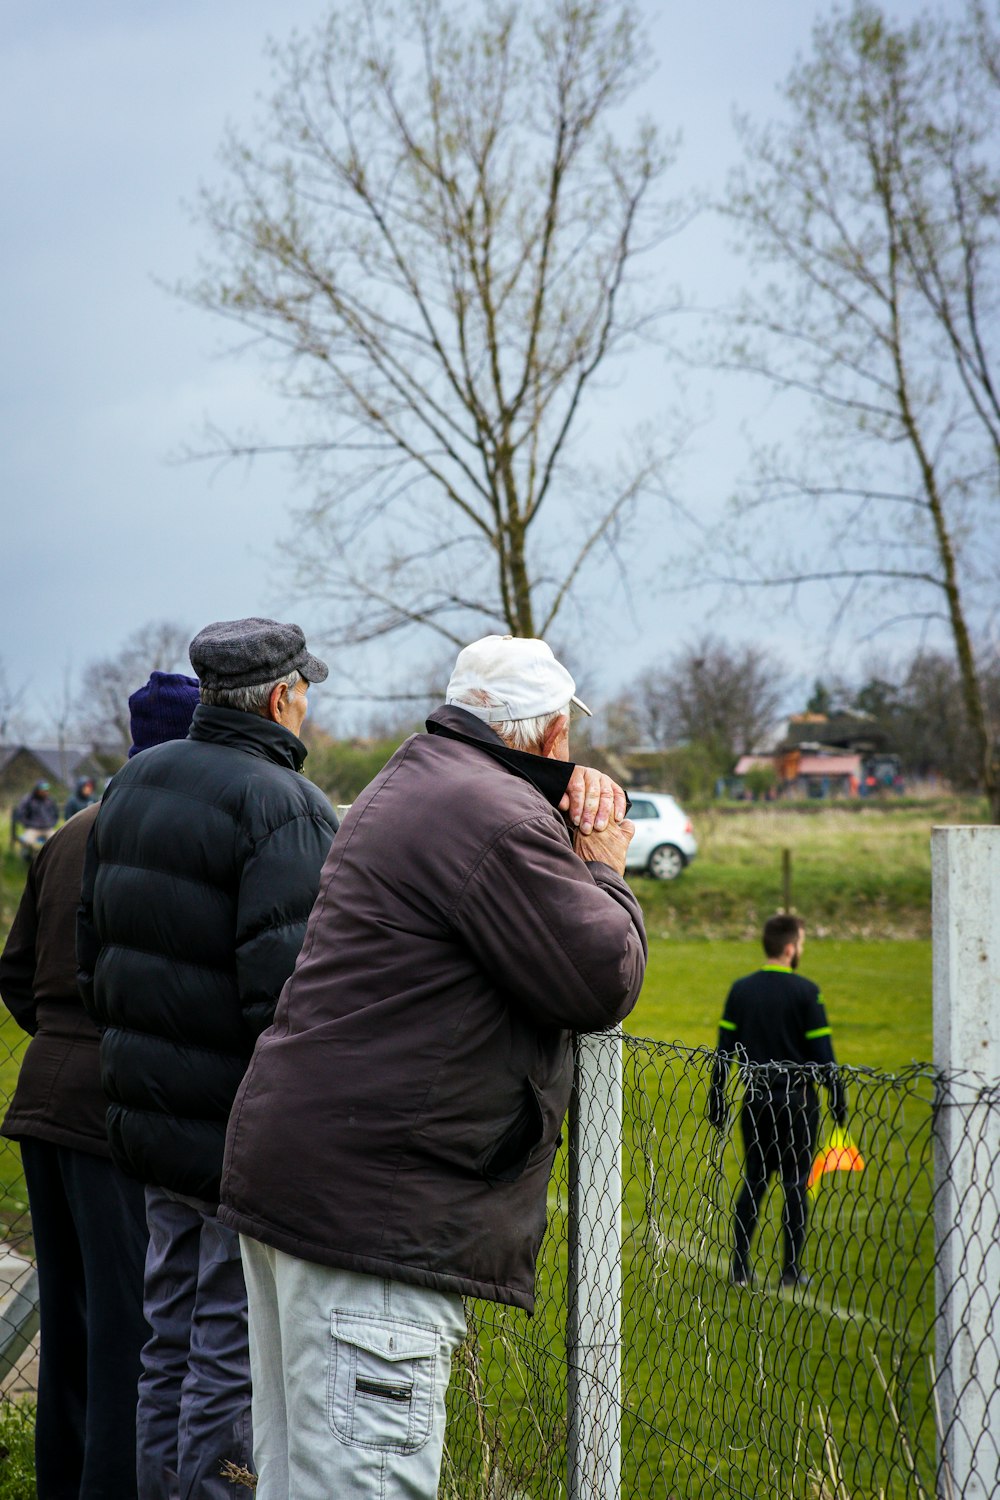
[77,705,338,1202]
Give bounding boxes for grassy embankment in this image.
[629,794,986,942]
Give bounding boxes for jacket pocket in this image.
[481,1079,545,1184]
[328,1313,438,1454]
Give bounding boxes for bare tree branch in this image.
[713,0,1000,817]
[181,0,686,652]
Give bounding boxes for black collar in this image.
[188,704,308,773]
[425,705,574,809]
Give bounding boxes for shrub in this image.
[743,765,779,800]
[0,1399,36,1500]
[302,736,407,804]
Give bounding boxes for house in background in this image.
[735,749,863,798]
[0,744,119,805]
[733,710,902,799]
[781,710,893,758]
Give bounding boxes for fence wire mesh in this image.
[0,1022,998,1497]
[442,1033,1000,1500]
[0,1034,38,1399]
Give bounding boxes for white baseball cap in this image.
[446,635,591,723]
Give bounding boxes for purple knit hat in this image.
[128,671,201,758]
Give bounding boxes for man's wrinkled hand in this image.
[572,818,634,877]
[560,766,628,836]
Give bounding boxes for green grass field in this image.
[633,937,932,1070]
[0,851,28,949]
[621,938,933,1495]
[446,937,940,1497]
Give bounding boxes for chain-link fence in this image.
[442,1034,1000,1500]
[0,1020,38,1398]
[0,1024,998,1497]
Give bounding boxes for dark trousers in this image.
[138,1187,252,1500]
[732,1087,819,1280]
[19,1137,149,1500]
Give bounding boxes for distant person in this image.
[10,781,59,858]
[78,626,338,1500]
[0,673,199,1500]
[219,633,646,1500]
[709,914,846,1289]
[63,776,98,820]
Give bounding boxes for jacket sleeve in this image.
[452,812,647,1033]
[76,819,102,1023]
[708,986,739,1128]
[802,986,847,1125]
[0,862,41,1036]
[235,809,338,1038]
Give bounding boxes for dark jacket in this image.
[219,706,647,1312]
[63,780,98,820]
[77,705,338,1202]
[709,964,846,1125]
[13,791,59,831]
[0,804,109,1155]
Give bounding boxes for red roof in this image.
[795,754,862,776]
[735,752,863,778]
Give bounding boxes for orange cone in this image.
[807,1126,865,1194]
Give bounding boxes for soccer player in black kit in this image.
[709,914,846,1288]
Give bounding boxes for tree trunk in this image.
[889,250,997,824]
[504,513,535,638]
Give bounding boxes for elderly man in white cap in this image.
[218,634,646,1500]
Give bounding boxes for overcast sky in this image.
[2,0,935,737]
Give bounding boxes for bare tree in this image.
[183,0,684,658]
[0,660,31,743]
[77,622,191,757]
[714,0,1000,818]
[619,635,787,765]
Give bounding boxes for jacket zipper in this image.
[355,1376,412,1404]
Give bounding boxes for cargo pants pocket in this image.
[328,1312,438,1454]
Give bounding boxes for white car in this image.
[624,792,698,880]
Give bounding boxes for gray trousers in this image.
[138,1188,252,1499]
[241,1237,467,1499]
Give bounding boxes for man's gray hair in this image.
[200,669,301,717]
[451,689,568,754]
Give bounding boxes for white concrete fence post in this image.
[932,825,1000,1499]
[567,1029,623,1500]
[0,1254,38,1383]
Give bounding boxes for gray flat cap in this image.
[189,617,329,690]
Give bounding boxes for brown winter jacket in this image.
[0,805,109,1154]
[219,706,647,1311]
